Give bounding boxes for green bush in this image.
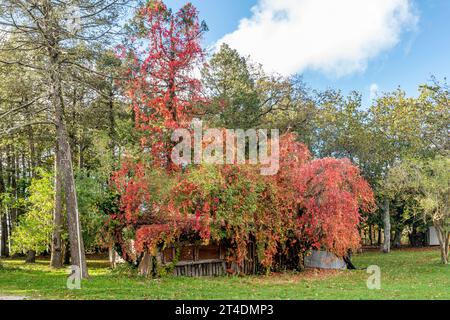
[10,169,54,255]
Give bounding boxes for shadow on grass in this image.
[0,248,448,300]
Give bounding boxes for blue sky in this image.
[166,0,450,105]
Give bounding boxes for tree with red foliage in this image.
[295,158,375,257]
[124,0,207,168]
[110,132,375,273]
[108,0,208,267]
[123,133,374,272]
[109,1,375,275]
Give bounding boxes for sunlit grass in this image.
[0,248,448,300]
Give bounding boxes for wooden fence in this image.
[162,242,256,277]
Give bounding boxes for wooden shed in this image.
[138,241,256,277]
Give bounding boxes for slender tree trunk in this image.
[439,237,448,264]
[382,198,391,253]
[21,151,27,190]
[441,242,449,265]
[0,151,8,257]
[78,145,83,170]
[4,146,14,256]
[50,146,63,268]
[377,226,382,246]
[108,245,116,269]
[393,228,403,248]
[24,112,38,262]
[108,87,117,171]
[446,234,449,265]
[49,49,88,278]
[14,146,34,262]
[435,223,449,264]
[1,215,8,257]
[369,224,373,246]
[26,102,37,177]
[106,83,125,174]
[7,146,17,226]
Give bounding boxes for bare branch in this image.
[0,96,43,119]
[0,121,55,137]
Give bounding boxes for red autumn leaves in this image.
[123,0,206,168]
[111,133,374,267]
[295,158,375,257]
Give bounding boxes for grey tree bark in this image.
[382,198,391,253]
[393,228,403,248]
[138,251,153,277]
[0,151,9,257]
[50,145,63,268]
[435,222,449,265]
[49,49,88,278]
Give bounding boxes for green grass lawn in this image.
[0,248,448,300]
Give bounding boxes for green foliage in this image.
[10,169,54,255]
[311,82,450,243]
[386,156,449,222]
[370,85,449,162]
[75,170,111,251]
[415,156,450,223]
[201,44,310,132]
[110,261,138,277]
[201,44,261,129]
[386,156,450,262]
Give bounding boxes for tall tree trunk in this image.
[0,211,8,258]
[7,146,17,226]
[3,145,14,257]
[0,151,8,257]
[49,49,88,278]
[21,151,27,189]
[382,198,391,253]
[108,87,117,171]
[50,146,63,268]
[26,103,37,177]
[15,146,33,262]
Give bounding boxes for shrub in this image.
[10,169,54,256]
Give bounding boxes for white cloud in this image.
[217,0,418,77]
[369,83,379,100]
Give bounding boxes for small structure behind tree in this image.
[427,226,440,246]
